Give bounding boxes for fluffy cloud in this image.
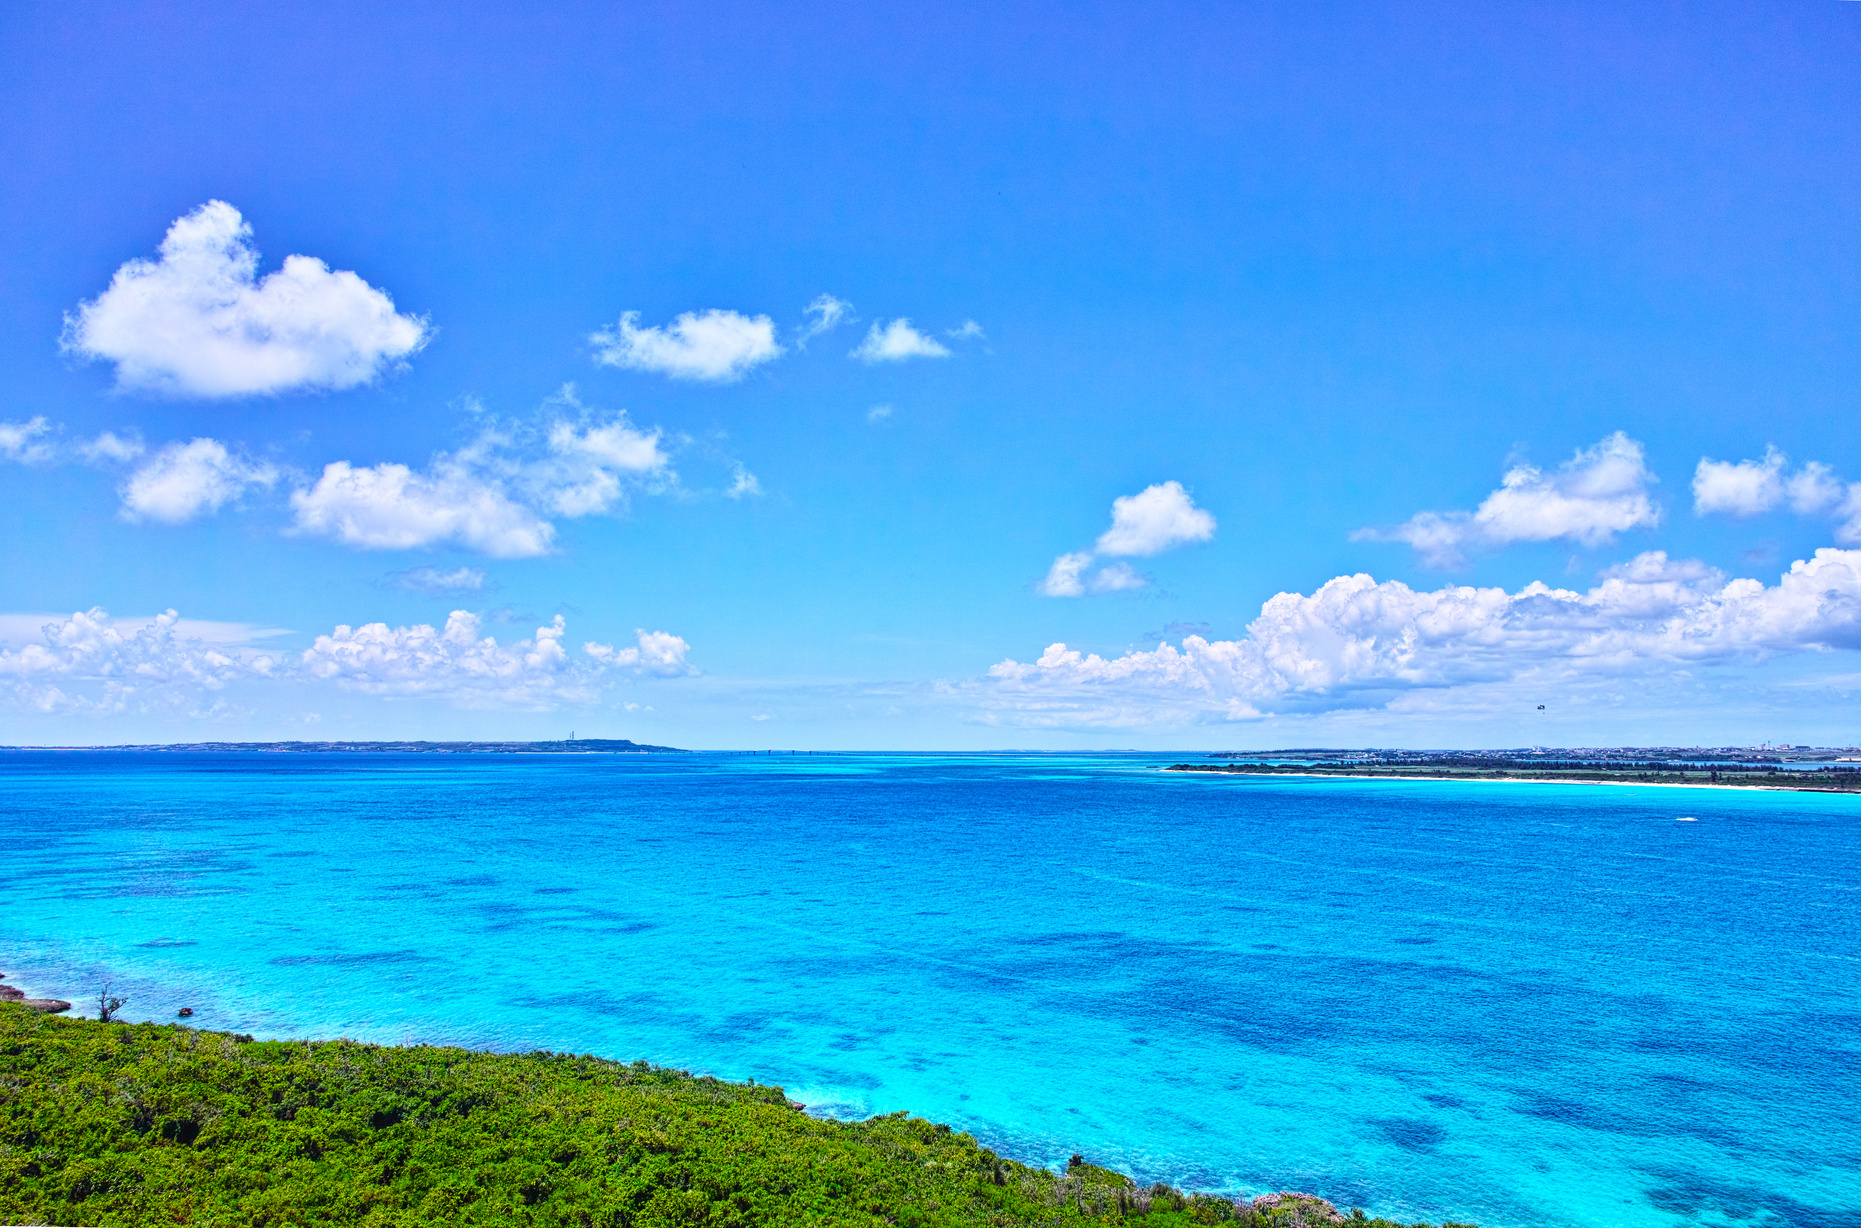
[0,608,279,715]
[1693,447,1785,516]
[521,415,670,516]
[988,548,1861,727]
[291,397,671,557]
[0,607,694,714]
[301,611,585,706]
[1095,480,1218,556]
[290,458,556,558]
[6,399,665,549]
[1089,562,1149,592]
[1693,448,1861,544]
[584,628,698,677]
[1786,463,1852,519]
[1359,432,1660,567]
[0,418,55,464]
[1036,552,1094,597]
[302,613,695,706]
[1039,481,1216,597]
[121,439,278,524]
[590,309,781,381]
[62,201,428,397]
[851,319,950,362]
[1037,553,1152,597]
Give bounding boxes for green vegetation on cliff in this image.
[0,1004,1469,1228]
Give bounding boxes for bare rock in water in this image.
[1251,1192,1346,1224]
[0,973,72,1012]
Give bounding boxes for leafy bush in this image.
[0,1004,1470,1227]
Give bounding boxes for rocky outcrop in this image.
[0,976,70,1014]
[1251,1191,1347,1225]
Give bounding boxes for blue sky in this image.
[3,0,1861,749]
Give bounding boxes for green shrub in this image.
[0,1003,1474,1227]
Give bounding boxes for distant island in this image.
[1170,747,1861,792]
[0,738,686,754]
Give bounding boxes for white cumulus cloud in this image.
[0,608,280,715]
[590,309,782,381]
[851,319,951,363]
[1786,462,1849,517]
[0,607,693,715]
[1692,448,1861,544]
[1359,432,1660,568]
[987,548,1861,727]
[1693,447,1786,516]
[1036,551,1094,597]
[1096,480,1218,556]
[0,418,56,464]
[62,200,429,397]
[1088,562,1150,593]
[1039,481,1215,597]
[1035,553,1153,597]
[121,438,278,524]
[290,394,673,557]
[302,613,696,706]
[584,628,698,678]
[290,458,556,558]
[302,611,586,706]
[523,414,670,517]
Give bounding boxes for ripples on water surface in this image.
[1,751,1856,1228]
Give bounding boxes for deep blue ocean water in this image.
[1,751,1856,1228]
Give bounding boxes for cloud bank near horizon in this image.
[988,547,1861,728]
[0,608,695,715]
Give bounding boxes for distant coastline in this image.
[0,738,686,754]
[1166,762,1861,794]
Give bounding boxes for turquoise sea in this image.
[1,751,1856,1227]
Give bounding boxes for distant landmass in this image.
[1207,745,1861,764]
[1,738,686,754]
[1180,745,1861,792]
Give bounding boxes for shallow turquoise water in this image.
[1,751,1856,1227]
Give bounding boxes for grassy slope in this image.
[0,1005,1466,1228]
